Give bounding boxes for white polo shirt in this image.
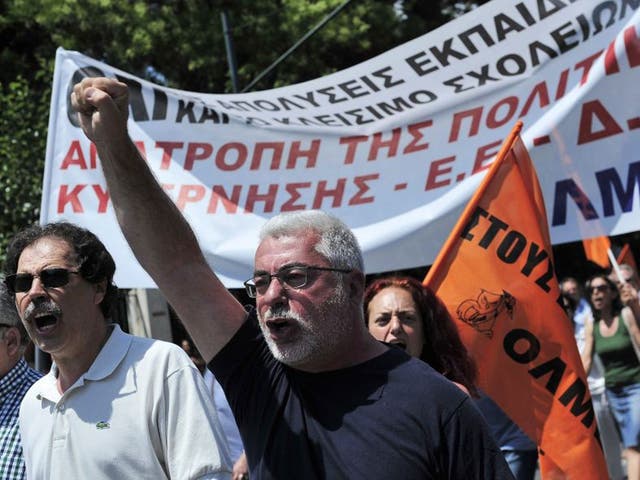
[19,325,231,479]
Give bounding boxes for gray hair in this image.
[0,279,27,347]
[260,210,364,272]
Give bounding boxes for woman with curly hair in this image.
[363,275,478,396]
[364,275,539,479]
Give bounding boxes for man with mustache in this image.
[2,222,232,479]
[70,77,513,479]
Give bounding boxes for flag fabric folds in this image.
[582,237,611,269]
[424,122,608,479]
[617,243,638,273]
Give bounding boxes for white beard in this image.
[258,281,353,368]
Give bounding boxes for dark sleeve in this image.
[207,309,284,472]
[208,309,262,381]
[207,310,270,426]
[442,397,516,480]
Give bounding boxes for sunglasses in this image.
[589,284,610,294]
[4,268,80,293]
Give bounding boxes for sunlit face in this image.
[253,231,354,369]
[14,237,106,365]
[367,287,425,358]
[561,280,580,302]
[589,277,614,312]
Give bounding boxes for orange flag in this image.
[424,122,607,479]
[617,243,638,273]
[582,236,611,269]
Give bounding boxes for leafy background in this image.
[2,0,636,280]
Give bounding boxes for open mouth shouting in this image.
[590,292,607,310]
[265,317,298,342]
[261,308,302,343]
[387,339,407,351]
[25,302,62,336]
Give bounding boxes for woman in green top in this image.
[581,274,640,480]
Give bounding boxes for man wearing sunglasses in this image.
[2,222,232,479]
[70,77,513,479]
[0,281,41,480]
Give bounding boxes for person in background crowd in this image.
[70,76,514,479]
[560,276,591,337]
[364,276,535,480]
[582,274,640,480]
[0,281,41,480]
[564,288,624,479]
[363,275,477,396]
[610,263,640,291]
[180,336,249,480]
[560,291,577,320]
[3,222,231,479]
[561,274,624,476]
[610,264,640,324]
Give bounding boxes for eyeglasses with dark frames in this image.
[244,265,352,298]
[4,268,80,294]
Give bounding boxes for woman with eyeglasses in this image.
[582,274,640,480]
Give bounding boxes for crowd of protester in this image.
[560,266,640,480]
[0,76,639,479]
[4,240,638,479]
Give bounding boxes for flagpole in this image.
[424,121,523,285]
[608,247,625,284]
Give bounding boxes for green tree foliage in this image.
[0,0,487,265]
[0,75,50,259]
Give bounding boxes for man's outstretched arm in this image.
[71,77,247,361]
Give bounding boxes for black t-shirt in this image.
[209,311,514,479]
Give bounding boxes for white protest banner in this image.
[41,0,640,288]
